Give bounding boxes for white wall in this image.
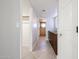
[54,16,58,31]
[46,9,58,32]
[22,0,39,51]
[46,17,55,32]
[31,9,39,49]
[0,0,20,59]
[58,0,78,59]
[46,15,58,40]
[22,0,32,51]
[22,0,31,16]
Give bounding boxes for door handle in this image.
[59,33,62,36]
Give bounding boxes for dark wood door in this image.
[40,22,46,36]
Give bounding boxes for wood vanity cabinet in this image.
[48,31,57,55]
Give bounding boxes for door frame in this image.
[19,0,78,59]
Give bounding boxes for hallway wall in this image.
[22,0,32,51]
[22,0,32,16]
[46,15,58,40]
[46,17,55,32]
[0,0,20,59]
[31,10,39,50]
[22,0,39,51]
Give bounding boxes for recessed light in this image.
[42,10,46,12]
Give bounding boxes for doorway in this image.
[20,0,78,59]
[21,0,58,59]
[40,22,46,36]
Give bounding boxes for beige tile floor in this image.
[22,47,36,59]
[22,37,57,59]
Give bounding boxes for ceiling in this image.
[29,0,58,18]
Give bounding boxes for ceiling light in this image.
[42,10,46,12]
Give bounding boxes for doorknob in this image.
[59,33,62,36]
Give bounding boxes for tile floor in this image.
[22,37,57,59]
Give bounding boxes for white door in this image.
[58,0,78,59]
[22,21,32,50]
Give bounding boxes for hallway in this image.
[33,37,57,59]
[22,37,57,59]
[22,0,58,59]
